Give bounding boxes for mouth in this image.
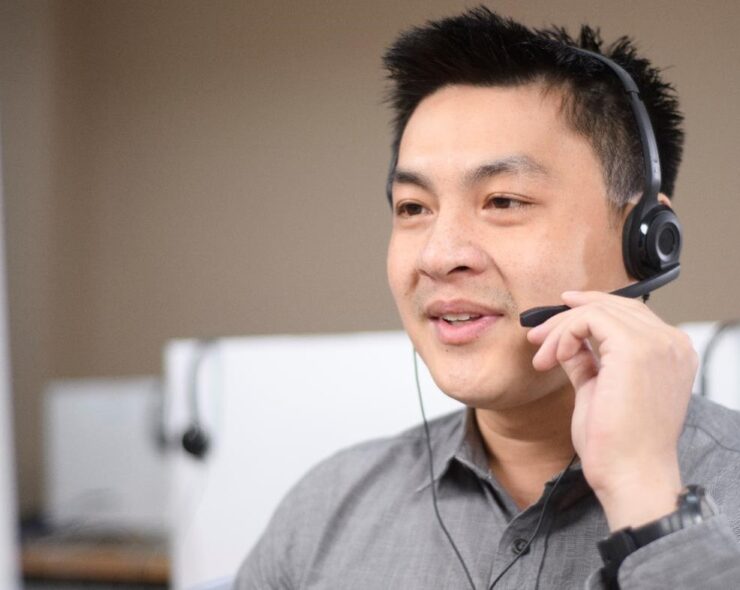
[425,300,504,345]
[439,312,485,324]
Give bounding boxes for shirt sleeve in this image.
[232,446,350,590]
[233,494,298,590]
[585,515,740,589]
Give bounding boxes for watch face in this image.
[680,485,716,524]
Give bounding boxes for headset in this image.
[519,47,683,327]
[415,47,684,589]
[181,340,216,459]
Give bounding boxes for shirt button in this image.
[512,538,531,555]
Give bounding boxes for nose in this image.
[417,207,489,280]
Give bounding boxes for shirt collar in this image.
[413,408,471,493]
[414,408,591,509]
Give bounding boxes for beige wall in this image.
[0,0,57,517]
[1,0,739,515]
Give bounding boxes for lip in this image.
[425,299,504,345]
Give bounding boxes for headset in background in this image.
[182,340,217,459]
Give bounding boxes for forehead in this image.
[397,83,599,182]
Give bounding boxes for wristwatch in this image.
[597,485,716,589]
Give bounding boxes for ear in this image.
[657,193,672,208]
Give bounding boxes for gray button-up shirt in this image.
[236,396,740,589]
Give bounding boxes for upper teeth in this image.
[441,314,479,322]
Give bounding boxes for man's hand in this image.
[526,291,699,531]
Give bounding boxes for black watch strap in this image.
[597,485,713,589]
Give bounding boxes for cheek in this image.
[507,212,625,309]
[499,227,570,311]
[583,224,628,285]
[386,236,413,304]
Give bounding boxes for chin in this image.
[434,374,526,410]
[420,348,517,408]
[420,345,566,411]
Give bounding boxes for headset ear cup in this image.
[645,206,682,269]
[622,205,641,279]
[623,204,682,280]
[182,425,209,459]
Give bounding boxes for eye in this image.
[395,201,427,217]
[486,196,528,210]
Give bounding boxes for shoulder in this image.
[235,409,465,588]
[291,408,465,504]
[680,396,740,520]
[681,395,740,455]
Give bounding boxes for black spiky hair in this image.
[383,6,684,206]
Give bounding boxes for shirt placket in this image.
[482,480,557,590]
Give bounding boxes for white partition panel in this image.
[680,321,740,410]
[165,331,462,590]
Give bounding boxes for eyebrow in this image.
[463,154,549,185]
[392,154,549,194]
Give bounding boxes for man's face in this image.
[387,83,632,410]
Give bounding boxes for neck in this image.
[475,384,576,510]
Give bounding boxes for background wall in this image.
[1,0,739,516]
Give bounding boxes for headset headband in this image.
[570,48,662,217]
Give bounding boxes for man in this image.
[237,8,740,589]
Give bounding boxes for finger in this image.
[526,304,574,344]
[528,290,662,345]
[561,290,664,328]
[555,316,605,366]
[560,341,600,391]
[532,304,648,371]
[531,305,607,370]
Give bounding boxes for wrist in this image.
[597,485,715,588]
[595,468,682,531]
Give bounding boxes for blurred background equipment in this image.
[43,377,167,535]
[21,377,169,588]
